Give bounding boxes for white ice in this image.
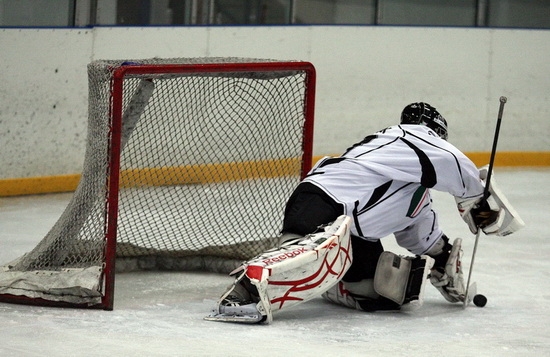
[1,169,549,356]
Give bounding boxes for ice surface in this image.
[1,169,549,356]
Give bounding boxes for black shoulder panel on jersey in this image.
[364,180,393,210]
[399,137,437,188]
[344,134,378,154]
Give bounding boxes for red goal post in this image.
[0,58,316,310]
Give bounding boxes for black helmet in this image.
[400,102,448,140]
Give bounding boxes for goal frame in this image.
[103,61,316,310]
[0,60,316,310]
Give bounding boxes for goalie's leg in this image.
[323,248,434,312]
[206,215,353,324]
[323,237,403,311]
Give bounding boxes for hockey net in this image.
[0,58,315,309]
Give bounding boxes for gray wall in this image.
[1,26,549,179]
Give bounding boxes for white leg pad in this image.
[374,252,434,307]
[322,281,363,310]
[374,252,411,305]
[211,215,353,323]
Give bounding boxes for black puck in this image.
[473,294,487,307]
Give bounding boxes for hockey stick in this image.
[463,96,507,308]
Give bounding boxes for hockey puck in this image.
[473,294,487,307]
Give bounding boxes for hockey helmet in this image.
[400,102,448,140]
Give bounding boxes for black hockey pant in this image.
[281,182,383,282]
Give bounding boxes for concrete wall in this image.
[1,26,549,181]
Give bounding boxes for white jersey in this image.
[303,125,484,254]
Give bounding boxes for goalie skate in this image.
[204,270,268,324]
[205,302,265,324]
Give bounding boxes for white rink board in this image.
[1,26,549,179]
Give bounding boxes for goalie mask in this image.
[401,102,448,140]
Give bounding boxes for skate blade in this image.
[204,312,265,324]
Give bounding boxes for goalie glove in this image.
[456,194,505,235]
[455,165,517,235]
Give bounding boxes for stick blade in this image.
[462,282,478,309]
